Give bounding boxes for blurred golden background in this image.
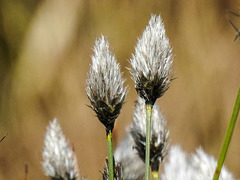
[0,0,240,179]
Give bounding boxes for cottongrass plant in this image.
[161,145,236,180]
[130,97,169,180]
[129,14,173,179]
[42,118,79,180]
[39,13,240,180]
[86,36,127,180]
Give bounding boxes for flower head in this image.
[191,148,236,180]
[161,145,236,180]
[42,118,79,180]
[129,14,173,105]
[114,130,145,180]
[161,145,195,180]
[130,96,169,171]
[86,36,127,132]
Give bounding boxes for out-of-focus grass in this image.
[0,0,240,179]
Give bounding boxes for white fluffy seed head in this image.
[129,14,173,104]
[161,145,196,180]
[42,118,79,180]
[191,148,236,180]
[87,36,126,104]
[114,130,145,180]
[130,96,169,171]
[161,145,237,180]
[86,35,127,131]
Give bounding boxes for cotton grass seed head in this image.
[42,118,79,180]
[114,131,145,180]
[191,148,236,180]
[161,145,237,180]
[86,36,127,132]
[130,96,169,171]
[161,145,195,180]
[129,14,173,105]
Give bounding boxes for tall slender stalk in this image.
[145,103,153,180]
[152,171,159,180]
[0,133,7,142]
[107,130,114,180]
[213,88,240,180]
[130,97,169,180]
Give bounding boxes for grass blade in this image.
[213,88,240,180]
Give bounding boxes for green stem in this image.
[107,130,114,180]
[152,171,159,180]
[213,88,240,180]
[145,103,153,180]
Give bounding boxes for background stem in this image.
[213,88,240,180]
[145,103,153,180]
[107,130,114,180]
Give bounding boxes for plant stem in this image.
[213,88,240,180]
[152,171,159,180]
[0,133,7,142]
[145,103,153,180]
[107,130,114,180]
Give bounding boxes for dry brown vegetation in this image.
[0,0,240,179]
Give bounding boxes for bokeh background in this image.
[0,0,240,179]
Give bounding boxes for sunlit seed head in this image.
[161,145,195,180]
[42,118,79,180]
[86,36,127,131]
[191,148,236,180]
[161,145,237,180]
[129,14,173,105]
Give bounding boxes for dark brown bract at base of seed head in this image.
[88,96,125,132]
[135,72,173,105]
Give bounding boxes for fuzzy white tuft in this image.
[86,36,127,131]
[161,145,237,180]
[129,14,173,104]
[192,148,236,180]
[42,118,79,180]
[161,145,195,180]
